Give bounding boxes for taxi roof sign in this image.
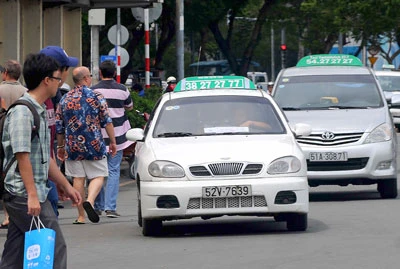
[296,54,363,67]
[174,76,257,92]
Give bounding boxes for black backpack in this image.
[0,100,40,198]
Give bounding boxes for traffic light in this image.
[281,44,287,68]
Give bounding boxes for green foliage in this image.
[127,86,162,128]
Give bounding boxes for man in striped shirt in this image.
[92,60,134,218]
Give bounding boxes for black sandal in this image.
[83,201,100,223]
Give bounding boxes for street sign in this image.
[131,3,162,23]
[368,56,378,66]
[107,24,129,46]
[100,55,116,63]
[108,47,129,68]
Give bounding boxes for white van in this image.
[272,54,398,199]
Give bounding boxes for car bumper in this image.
[302,140,397,181]
[140,177,309,220]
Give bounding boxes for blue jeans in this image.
[47,180,59,217]
[95,150,123,211]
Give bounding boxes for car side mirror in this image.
[292,123,312,137]
[126,128,145,142]
[390,94,400,108]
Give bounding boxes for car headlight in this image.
[148,161,185,178]
[267,156,301,174]
[364,123,392,144]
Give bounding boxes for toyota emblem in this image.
[321,131,335,140]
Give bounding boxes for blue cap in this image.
[39,46,78,67]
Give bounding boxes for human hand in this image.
[27,194,41,216]
[57,148,66,161]
[109,142,117,157]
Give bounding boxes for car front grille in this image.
[297,132,363,146]
[189,163,263,177]
[187,196,267,209]
[307,157,369,171]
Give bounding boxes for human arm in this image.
[0,98,6,109]
[56,133,66,161]
[15,152,41,216]
[104,122,117,157]
[48,157,82,206]
[240,120,271,130]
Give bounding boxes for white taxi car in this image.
[272,54,398,199]
[126,76,311,236]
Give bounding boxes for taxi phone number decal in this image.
[306,58,354,65]
[184,79,244,90]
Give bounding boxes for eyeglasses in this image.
[48,76,62,83]
[84,74,93,78]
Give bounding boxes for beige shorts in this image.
[65,158,108,180]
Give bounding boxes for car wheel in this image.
[142,219,162,237]
[286,213,307,231]
[377,178,398,199]
[128,155,135,179]
[137,189,142,227]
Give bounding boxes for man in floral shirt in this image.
[55,66,116,224]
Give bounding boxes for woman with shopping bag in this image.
[0,53,82,269]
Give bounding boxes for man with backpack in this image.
[0,53,82,269]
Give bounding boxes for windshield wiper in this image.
[157,132,193,137]
[281,107,301,110]
[327,105,370,109]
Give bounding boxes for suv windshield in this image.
[274,74,383,110]
[376,75,400,92]
[153,95,286,137]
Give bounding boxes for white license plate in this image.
[202,185,252,198]
[309,152,348,162]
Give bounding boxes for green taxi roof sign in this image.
[174,76,256,92]
[296,54,363,67]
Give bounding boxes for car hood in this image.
[284,108,387,133]
[148,135,299,164]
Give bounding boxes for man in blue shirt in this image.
[56,66,117,224]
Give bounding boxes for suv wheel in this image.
[378,178,398,199]
[286,213,307,231]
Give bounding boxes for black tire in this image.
[142,219,162,237]
[137,189,142,227]
[377,178,398,199]
[286,213,307,231]
[128,155,135,179]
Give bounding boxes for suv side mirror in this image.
[390,94,400,108]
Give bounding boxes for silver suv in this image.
[272,54,398,198]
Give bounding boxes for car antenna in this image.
[196,46,202,76]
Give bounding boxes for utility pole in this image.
[270,23,275,82]
[176,0,184,80]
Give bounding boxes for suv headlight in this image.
[148,161,185,178]
[364,123,392,144]
[267,156,301,174]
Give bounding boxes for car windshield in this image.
[274,74,383,110]
[376,75,400,92]
[153,95,286,137]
